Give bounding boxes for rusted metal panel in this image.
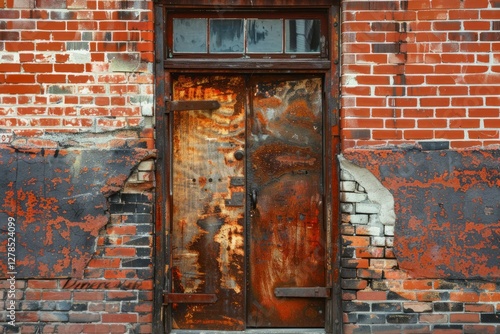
[247,77,325,328]
[343,149,500,280]
[164,293,217,304]
[0,147,151,279]
[166,100,220,112]
[171,75,246,330]
[275,287,331,298]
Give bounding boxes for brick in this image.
[420,314,448,324]
[450,291,480,302]
[342,279,368,290]
[386,314,418,324]
[450,313,480,323]
[355,202,380,214]
[102,313,138,323]
[357,291,387,301]
[403,302,432,313]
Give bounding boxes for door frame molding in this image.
[153,3,341,334]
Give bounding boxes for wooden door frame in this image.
[153,2,341,333]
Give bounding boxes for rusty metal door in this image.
[247,76,325,328]
[169,75,325,331]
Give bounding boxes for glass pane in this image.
[285,19,321,53]
[173,18,207,53]
[210,19,244,53]
[247,19,283,53]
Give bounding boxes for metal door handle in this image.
[251,189,258,210]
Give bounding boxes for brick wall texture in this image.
[0,0,499,333]
[341,0,500,150]
[0,0,155,332]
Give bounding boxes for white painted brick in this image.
[138,160,154,171]
[355,202,381,214]
[357,184,366,192]
[356,224,382,235]
[341,192,368,203]
[386,237,394,247]
[349,214,369,225]
[341,203,355,213]
[385,225,395,236]
[369,214,381,225]
[371,236,386,246]
[340,169,355,181]
[340,181,357,192]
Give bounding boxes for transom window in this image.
[166,11,328,59]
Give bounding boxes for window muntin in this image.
[168,11,327,58]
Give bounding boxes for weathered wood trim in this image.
[160,0,333,7]
[164,59,331,71]
[153,4,168,334]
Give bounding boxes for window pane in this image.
[173,18,207,53]
[247,19,283,53]
[210,19,244,53]
[285,19,321,53]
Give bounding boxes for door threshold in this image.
[170,329,326,334]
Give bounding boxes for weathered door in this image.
[169,75,325,331]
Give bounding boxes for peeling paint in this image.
[0,147,152,278]
[343,149,500,280]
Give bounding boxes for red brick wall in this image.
[0,0,154,332]
[0,0,154,138]
[340,1,500,333]
[341,0,500,150]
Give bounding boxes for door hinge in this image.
[274,287,331,298]
[165,99,220,113]
[163,292,217,305]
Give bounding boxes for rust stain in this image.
[344,149,500,280]
[0,147,151,278]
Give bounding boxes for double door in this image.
[168,74,328,331]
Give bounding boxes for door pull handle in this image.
[251,189,258,210]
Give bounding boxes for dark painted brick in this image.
[419,141,450,151]
[342,247,356,258]
[136,224,153,234]
[386,314,418,324]
[123,203,137,213]
[20,301,40,311]
[372,302,402,312]
[55,301,72,311]
[345,312,357,323]
[136,204,152,213]
[40,301,57,310]
[434,302,464,312]
[123,214,152,224]
[70,303,87,311]
[341,268,358,278]
[124,236,150,246]
[121,258,152,268]
[122,193,150,203]
[137,268,153,279]
[343,301,370,312]
[135,248,151,257]
[434,325,463,330]
[109,203,124,213]
[108,193,121,203]
[481,314,500,323]
[358,313,386,324]
[387,291,411,300]
[342,279,368,290]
